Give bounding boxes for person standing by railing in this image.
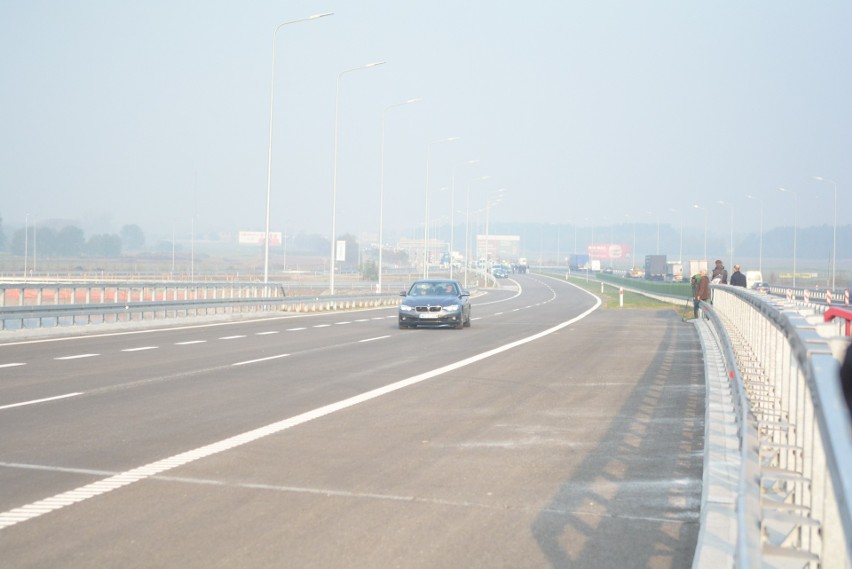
[711,259,728,284]
[730,264,746,288]
[842,344,852,415]
[694,269,710,318]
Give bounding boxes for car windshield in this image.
[410,282,457,296]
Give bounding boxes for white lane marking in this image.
[287,327,307,332]
[335,321,352,325]
[0,363,26,369]
[0,296,601,531]
[54,354,99,360]
[255,331,279,336]
[175,340,206,345]
[232,354,290,366]
[371,317,386,321]
[121,347,158,352]
[0,392,83,411]
[359,336,390,343]
[313,324,331,328]
[219,335,246,340]
[354,319,370,322]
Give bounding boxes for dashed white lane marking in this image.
[0,296,601,531]
[121,347,158,352]
[255,331,279,336]
[232,354,290,366]
[0,363,26,369]
[287,327,307,331]
[335,321,351,325]
[0,392,83,411]
[175,340,206,345]
[354,319,370,322]
[54,354,99,361]
[359,336,390,343]
[219,335,246,340]
[313,324,331,328]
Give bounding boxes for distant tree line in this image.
[0,216,146,258]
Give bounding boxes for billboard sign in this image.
[587,243,631,260]
[238,231,282,246]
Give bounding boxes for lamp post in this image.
[718,200,733,271]
[465,176,489,288]
[778,187,798,288]
[23,213,29,278]
[263,12,333,284]
[377,97,421,293]
[449,159,478,280]
[329,61,386,295]
[814,176,838,290]
[423,136,460,278]
[745,194,763,277]
[693,204,708,263]
[484,188,507,270]
[669,208,683,264]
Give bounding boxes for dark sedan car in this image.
[398,279,471,329]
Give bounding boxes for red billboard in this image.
[587,243,631,260]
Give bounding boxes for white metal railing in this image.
[707,286,852,568]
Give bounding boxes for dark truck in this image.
[644,254,667,281]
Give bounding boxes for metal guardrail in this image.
[0,288,401,331]
[703,287,851,568]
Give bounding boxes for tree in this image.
[85,234,122,257]
[56,226,85,256]
[120,224,145,250]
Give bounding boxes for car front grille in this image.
[414,305,442,313]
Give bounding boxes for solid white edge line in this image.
[0,290,601,531]
[232,354,290,366]
[0,392,83,411]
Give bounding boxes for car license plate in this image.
[419,313,439,319]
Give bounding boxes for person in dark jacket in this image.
[694,270,710,318]
[841,344,852,415]
[711,260,728,284]
[730,264,747,288]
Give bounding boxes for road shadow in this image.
[532,310,706,568]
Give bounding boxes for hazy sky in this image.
[2,1,850,244]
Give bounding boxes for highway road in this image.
[0,274,705,568]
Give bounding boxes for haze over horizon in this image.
[2,2,850,250]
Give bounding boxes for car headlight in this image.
[443,304,460,312]
[399,305,414,312]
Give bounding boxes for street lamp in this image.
[449,159,478,280]
[669,208,683,263]
[484,188,507,269]
[263,12,333,284]
[718,200,733,271]
[329,61,386,295]
[814,176,838,290]
[377,97,421,293]
[465,175,490,288]
[693,204,708,263]
[423,136,460,278]
[778,187,798,288]
[745,194,763,277]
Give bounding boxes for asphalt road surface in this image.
[0,274,706,568]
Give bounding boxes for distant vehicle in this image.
[398,279,471,329]
[644,254,667,280]
[492,266,509,278]
[516,257,529,274]
[751,281,770,293]
[569,253,590,270]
